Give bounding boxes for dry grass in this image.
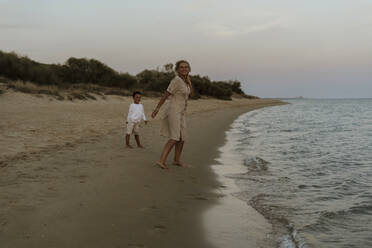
[245,95,260,99]
[7,81,64,99]
[67,90,97,101]
[69,83,107,94]
[1,79,257,101]
[0,76,10,84]
[3,80,134,101]
[103,89,132,96]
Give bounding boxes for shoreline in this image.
[205,107,287,248]
[0,92,285,247]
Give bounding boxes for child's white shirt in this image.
[127,103,147,123]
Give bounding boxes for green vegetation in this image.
[0,50,253,100]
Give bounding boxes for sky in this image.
[1,0,372,98]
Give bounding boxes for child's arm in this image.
[126,104,133,124]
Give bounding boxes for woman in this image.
[151,60,193,169]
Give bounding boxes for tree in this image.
[164,63,173,73]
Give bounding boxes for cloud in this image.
[196,9,289,37]
[199,19,287,37]
[0,23,37,30]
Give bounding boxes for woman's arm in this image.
[151,91,171,118]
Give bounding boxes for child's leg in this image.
[126,122,135,148]
[134,135,143,148]
[126,134,133,148]
[133,123,143,148]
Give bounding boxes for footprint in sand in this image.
[72,175,88,183]
[194,196,208,201]
[128,244,146,248]
[150,224,167,235]
[47,186,57,191]
[139,205,158,212]
[188,193,208,201]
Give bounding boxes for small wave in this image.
[319,209,348,220]
[279,224,308,248]
[318,202,372,220]
[304,203,372,234]
[243,156,269,171]
[279,234,298,248]
[349,203,372,215]
[281,129,294,132]
[249,194,307,248]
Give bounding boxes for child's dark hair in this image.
[132,91,142,98]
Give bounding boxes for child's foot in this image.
[172,161,189,168]
[156,161,169,170]
[126,144,134,149]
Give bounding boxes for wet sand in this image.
[0,91,284,247]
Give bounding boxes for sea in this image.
[206,99,372,248]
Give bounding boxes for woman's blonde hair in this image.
[175,60,191,72]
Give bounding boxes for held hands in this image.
[151,107,160,118]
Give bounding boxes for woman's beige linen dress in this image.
[160,76,190,141]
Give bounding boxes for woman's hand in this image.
[152,108,159,118]
[152,91,170,118]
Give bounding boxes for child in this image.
[126,91,147,148]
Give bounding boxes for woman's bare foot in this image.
[138,145,144,148]
[172,161,189,168]
[126,144,134,149]
[156,162,169,170]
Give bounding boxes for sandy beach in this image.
[0,91,284,248]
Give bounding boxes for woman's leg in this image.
[157,139,177,169]
[173,115,188,167]
[173,140,186,166]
